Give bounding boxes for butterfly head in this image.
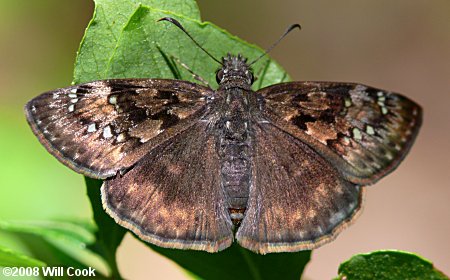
[158,17,300,91]
[216,53,254,89]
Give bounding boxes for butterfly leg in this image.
[171,56,211,87]
[155,44,209,86]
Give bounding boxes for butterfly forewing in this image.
[258,82,422,185]
[25,79,212,178]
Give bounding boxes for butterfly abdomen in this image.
[216,88,253,224]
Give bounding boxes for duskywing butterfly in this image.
[25,18,422,254]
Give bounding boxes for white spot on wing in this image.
[103,125,113,139]
[68,104,75,112]
[87,123,97,133]
[68,93,77,98]
[70,98,78,103]
[108,96,117,105]
[377,94,389,115]
[352,127,362,140]
[116,133,126,143]
[366,125,375,135]
[344,98,352,107]
[70,88,78,94]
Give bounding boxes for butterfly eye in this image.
[216,70,224,84]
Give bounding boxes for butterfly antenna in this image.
[249,23,301,66]
[158,17,223,65]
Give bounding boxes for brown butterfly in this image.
[25,18,422,254]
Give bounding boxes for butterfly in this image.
[25,18,422,254]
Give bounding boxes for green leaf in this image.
[0,245,46,267]
[75,1,304,279]
[0,220,95,248]
[74,0,201,84]
[85,177,126,279]
[336,250,449,280]
[75,3,289,87]
[148,243,310,280]
[101,5,289,89]
[0,220,108,277]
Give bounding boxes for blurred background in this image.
[0,0,449,279]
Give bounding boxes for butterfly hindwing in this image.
[236,122,363,254]
[258,82,422,185]
[102,121,234,252]
[25,79,212,179]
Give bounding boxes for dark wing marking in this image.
[102,121,233,252]
[236,123,363,254]
[25,79,213,178]
[258,82,422,185]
